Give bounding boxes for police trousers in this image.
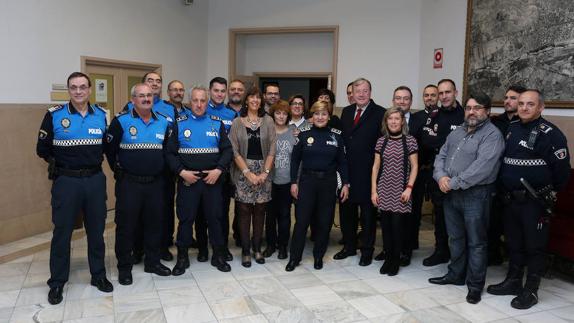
[290,172,337,261]
[115,175,164,272]
[48,172,107,288]
[176,177,224,249]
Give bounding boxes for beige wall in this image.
[0,104,115,245]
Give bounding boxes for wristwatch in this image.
[264,169,270,174]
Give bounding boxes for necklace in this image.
[247,116,260,130]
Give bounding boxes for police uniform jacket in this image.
[165,109,233,174]
[104,108,171,176]
[207,100,237,134]
[291,125,349,185]
[418,102,464,166]
[500,117,571,192]
[37,102,107,169]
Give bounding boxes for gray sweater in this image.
[433,120,504,190]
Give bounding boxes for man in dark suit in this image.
[334,78,386,266]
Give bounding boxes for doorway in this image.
[259,76,329,106]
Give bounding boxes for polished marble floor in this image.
[1,216,574,323]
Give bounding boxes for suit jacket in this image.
[341,100,386,203]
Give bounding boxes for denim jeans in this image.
[444,184,493,292]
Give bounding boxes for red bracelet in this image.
[406,184,413,189]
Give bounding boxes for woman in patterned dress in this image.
[229,87,277,267]
[371,107,418,276]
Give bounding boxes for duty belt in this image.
[56,166,101,177]
[504,190,531,202]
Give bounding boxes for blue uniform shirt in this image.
[207,100,237,134]
[166,112,233,174]
[105,108,171,176]
[37,102,107,169]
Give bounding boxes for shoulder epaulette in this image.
[330,128,342,135]
[47,105,63,113]
[93,104,108,114]
[156,111,173,123]
[176,114,188,122]
[210,115,221,121]
[115,109,129,117]
[539,123,553,134]
[300,125,311,132]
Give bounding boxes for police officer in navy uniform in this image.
[487,89,571,309]
[194,77,238,262]
[420,79,465,267]
[37,72,113,305]
[286,100,349,272]
[167,86,233,274]
[105,83,172,285]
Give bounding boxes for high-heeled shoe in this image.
[254,251,265,264]
[242,253,251,268]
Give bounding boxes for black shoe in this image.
[90,277,113,293]
[285,260,299,272]
[387,259,400,276]
[263,246,276,258]
[172,257,190,276]
[428,275,465,286]
[242,254,251,268]
[48,286,63,305]
[380,260,392,274]
[374,250,386,261]
[333,248,357,260]
[197,249,209,262]
[277,246,288,260]
[511,289,538,309]
[145,263,172,276]
[211,256,231,272]
[223,248,233,262]
[466,290,482,304]
[254,252,265,264]
[423,251,449,267]
[132,251,143,265]
[487,278,523,296]
[118,272,133,285]
[400,254,411,267]
[359,254,372,266]
[314,258,323,270]
[161,248,173,261]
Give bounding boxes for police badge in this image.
[61,118,71,128]
[307,137,314,145]
[129,126,137,136]
[183,129,191,138]
[554,148,567,160]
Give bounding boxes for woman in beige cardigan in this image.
[229,87,276,267]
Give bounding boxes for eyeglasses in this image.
[69,85,89,92]
[266,92,279,97]
[464,105,485,112]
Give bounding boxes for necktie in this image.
[353,108,363,126]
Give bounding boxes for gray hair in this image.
[352,77,372,91]
[188,85,208,100]
[130,83,150,97]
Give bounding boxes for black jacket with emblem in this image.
[500,117,571,191]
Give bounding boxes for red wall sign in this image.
[434,48,443,69]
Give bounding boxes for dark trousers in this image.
[236,202,266,253]
[195,173,233,250]
[444,185,492,292]
[48,172,107,288]
[290,174,337,261]
[410,167,434,251]
[429,178,449,255]
[176,178,224,248]
[340,200,376,254]
[162,172,176,248]
[504,197,549,285]
[488,190,505,259]
[381,211,409,260]
[115,176,164,272]
[266,183,293,248]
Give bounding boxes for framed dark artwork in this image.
[463,0,574,108]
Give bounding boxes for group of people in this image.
[37,71,570,311]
